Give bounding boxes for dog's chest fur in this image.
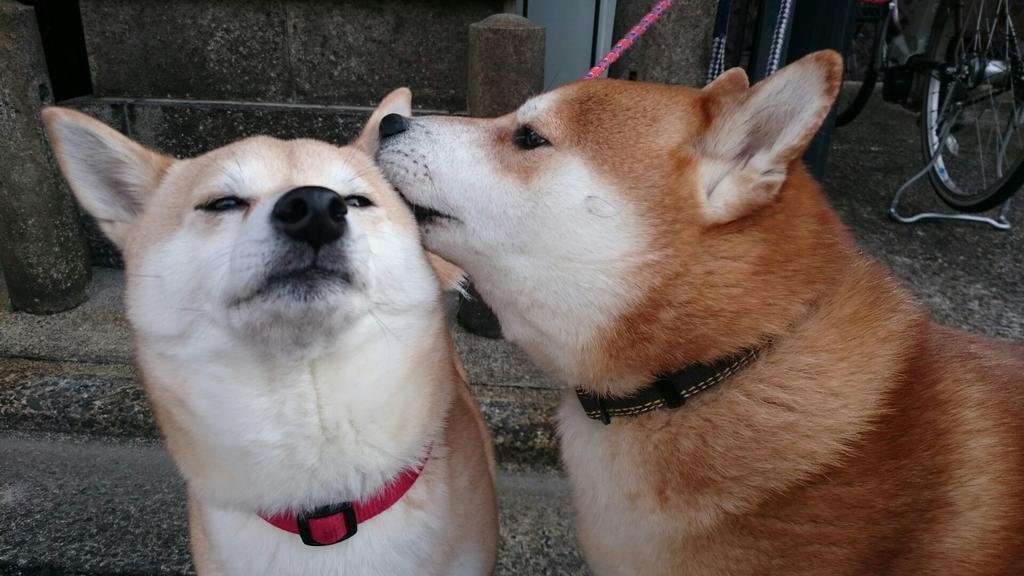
[555,264,1024,575]
[137,307,481,575]
[139,308,447,511]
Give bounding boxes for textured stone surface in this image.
[0,359,153,438]
[79,0,503,111]
[474,384,561,469]
[0,1,91,313]
[468,13,545,117]
[495,471,586,576]
[453,324,554,389]
[80,0,290,103]
[0,267,9,311]
[0,431,585,575]
[0,267,131,365]
[608,0,717,86]
[287,0,502,109]
[0,432,189,575]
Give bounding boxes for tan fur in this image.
[43,92,496,574]
[559,52,1024,575]
[382,51,1024,574]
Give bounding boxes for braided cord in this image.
[765,0,795,76]
[583,0,675,80]
[705,0,733,83]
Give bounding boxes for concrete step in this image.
[0,268,561,468]
[0,430,586,575]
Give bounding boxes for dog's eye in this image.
[345,195,374,208]
[198,196,249,212]
[513,126,550,150]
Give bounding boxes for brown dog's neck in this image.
[580,168,911,398]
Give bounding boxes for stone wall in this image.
[608,0,715,87]
[79,0,503,110]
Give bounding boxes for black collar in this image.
[576,345,765,424]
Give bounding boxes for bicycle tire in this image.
[836,67,878,127]
[836,10,887,128]
[919,2,1024,212]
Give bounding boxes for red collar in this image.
[260,455,428,546]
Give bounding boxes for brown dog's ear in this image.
[703,67,750,96]
[427,253,467,295]
[353,87,413,155]
[698,50,842,224]
[41,107,173,248]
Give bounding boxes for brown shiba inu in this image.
[43,89,498,575]
[376,52,1024,575]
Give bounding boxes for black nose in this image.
[379,113,409,138]
[272,186,347,249]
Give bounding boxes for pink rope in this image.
[582,0,675,80]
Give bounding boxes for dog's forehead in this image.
[516,91,563,125]
[188,137,368,197]
[515,81,704,138]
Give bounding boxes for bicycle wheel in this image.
[920,0,1024,212]
[836,6,889,127]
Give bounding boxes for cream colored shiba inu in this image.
[376,52,1024,575]
[43,89,498,576]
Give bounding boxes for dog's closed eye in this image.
[345,194,374,208]
[197,196,250,212]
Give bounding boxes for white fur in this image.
[122,159,460,573]
[515,92,559,127]
[45,109,484,574]
[556,391,721,575]
[379,126,649,386]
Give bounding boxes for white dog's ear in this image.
[427,253,467,296]
[698,50,842,224]
[42,107,173,248]
[354,87,413,155]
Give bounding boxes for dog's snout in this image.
[272,186,347,249]
[379,113,409,138]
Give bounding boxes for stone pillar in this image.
[462,13,545,338]
[468,13,545,116]
[608,0,717,86]
[0,1,91,313]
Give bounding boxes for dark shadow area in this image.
[17,0,91,101]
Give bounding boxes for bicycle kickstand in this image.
[888,105,1013,231]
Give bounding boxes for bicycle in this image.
[835,0,1023,221]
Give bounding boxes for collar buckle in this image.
[597,397,611,425]
[654,377,685,409]
[296,501,358,546]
